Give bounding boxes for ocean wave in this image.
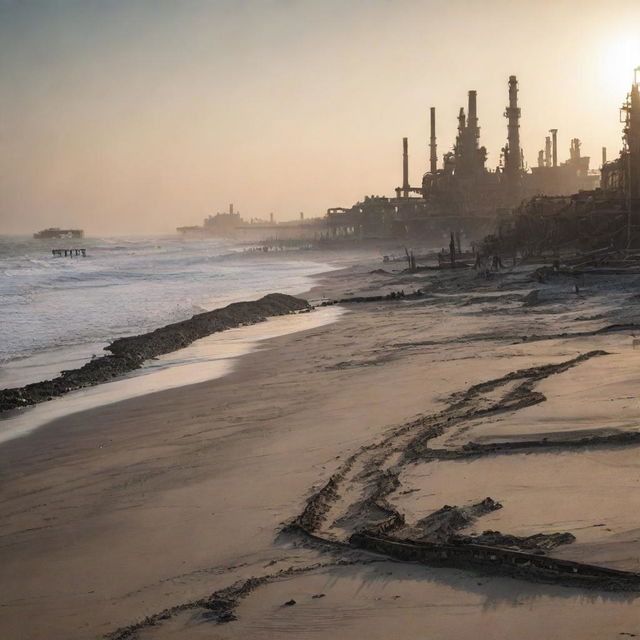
[0,235,331,381]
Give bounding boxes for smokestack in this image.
[300,212,304,221]
[402,137,409,198]
[467,91,478,143]
[630,71,640,207]
[429,107,437,174]
[550,129,558,167]
[544,136,552,168]
[602,146,607,167]
[457,108,466,134]
[537,150,544,168]
[270,212,274,224]
[229,203,234,215]
[504,75,521,176]
[570,138,581,162]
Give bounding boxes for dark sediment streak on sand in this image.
[0,293,310,412]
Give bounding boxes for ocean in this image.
[0,235,334,391]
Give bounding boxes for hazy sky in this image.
[1,0,639,235]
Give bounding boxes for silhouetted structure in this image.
[177,202,325,242]
[327,74,599,242]
[429,107,437,175]
[485,68,640,257]
[503,75,522,198]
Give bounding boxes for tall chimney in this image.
[570,138,581,162]
[544,136,552,167]
[538,150,544,167]
[467,90,479,144]
[229,203,234,215]
[402,137,409,198]
[629,72,640,207]
[550,129,558,167]
[504,75,521,175]
[602,146,607,167]
[429,107,437,174]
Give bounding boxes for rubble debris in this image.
[349,531,640,591]
[453,530,576,552]
[283,348,640,593]
[407,498,503,544]
[320,289,423,306]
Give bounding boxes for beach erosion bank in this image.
[0,237,356,442]
[2,254,640,639]
[0,301,345,445]
[0,235,345,392]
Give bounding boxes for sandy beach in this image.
[2,255,640,639]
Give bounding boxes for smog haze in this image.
[1,0,639,235]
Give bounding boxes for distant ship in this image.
[33,227,84,239]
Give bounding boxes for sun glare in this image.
[599,34,640,99]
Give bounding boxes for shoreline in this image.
[0,252,362,443]
[0,293,311,413]
[0,236,349,393]
[0,305,346,445]
[3,256,640,639]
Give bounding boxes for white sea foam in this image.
[0,235,335,389]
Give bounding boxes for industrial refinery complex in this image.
[326,74,601,241]
[180,69,639,251]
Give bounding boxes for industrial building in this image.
[486,68,640,257]
[327,75,600,242]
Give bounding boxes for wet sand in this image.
[0,305,344,444]
[151,563,639,640]
[2,257,640,639]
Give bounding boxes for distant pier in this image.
[52,248,86,257]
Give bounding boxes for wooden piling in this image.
[51,248,87,257]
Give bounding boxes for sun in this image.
[598,34,640,99]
